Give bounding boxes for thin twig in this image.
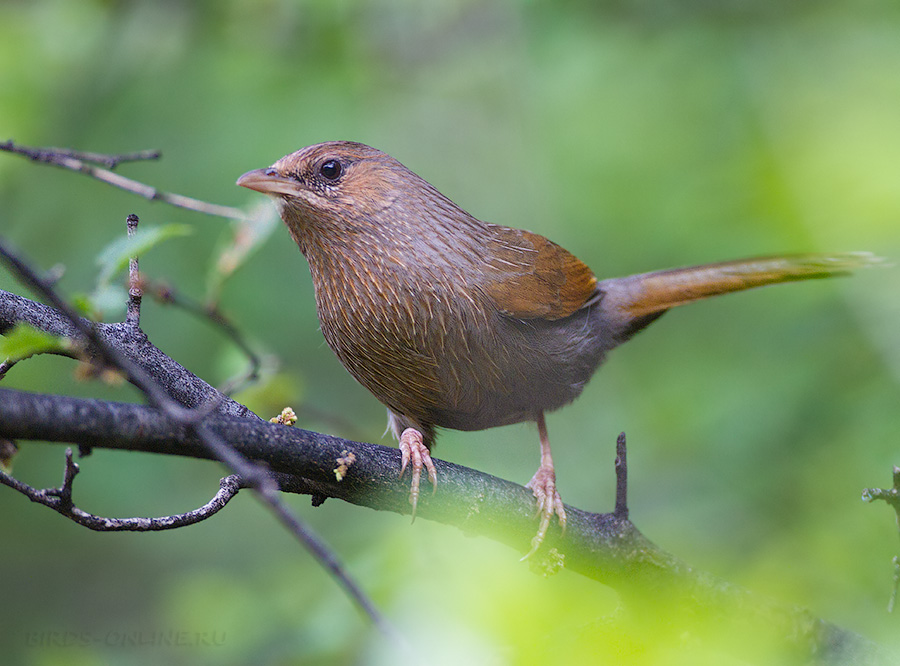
[614,431,628,520]
[0,448,242,530]
[0,357,17,381]
[0,140,250,221]
[126,213,142,327]
[863,465,900,613]
[28,146,161,169]
[146,280,262,395]
[128,215,258,394]
[0,238,397,641]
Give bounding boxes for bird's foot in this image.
[398,427,437,521]
[522,464,567,559]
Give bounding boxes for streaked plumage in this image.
[238,140,873,555]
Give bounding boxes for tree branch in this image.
[863,467,900,613]
[0,287,253,420]
[0,447,242,531]
[0,242,398,644]
[0,141,249,220]
[0,386,889,664]
[1,144,161,169]
[0,227,892,662]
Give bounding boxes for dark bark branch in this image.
[0,447,242,531]
[0,274,892,663]
[0,247,396,643]
[0,386,890,664]
[0,287,254,420]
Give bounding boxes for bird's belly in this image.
[319,298,608,433]
[440,304,614,430]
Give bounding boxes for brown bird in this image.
[238,141,870,556]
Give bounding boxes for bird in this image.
[237,140,871,556]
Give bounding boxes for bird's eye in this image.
[319,159,342,181]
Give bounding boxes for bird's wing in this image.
[482,225,598,320]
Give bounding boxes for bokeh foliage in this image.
[1,1,898,664]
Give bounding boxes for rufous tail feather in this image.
[607,253,878,319]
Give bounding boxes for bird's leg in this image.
[523,413,566,559]
[398,427,437,521]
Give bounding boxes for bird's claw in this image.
[522,465,567,560]
[399,427,437,522]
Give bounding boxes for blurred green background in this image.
[2,1,899,664]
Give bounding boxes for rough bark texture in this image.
[0,288,892,665]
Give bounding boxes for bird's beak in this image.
[236,168,300,197]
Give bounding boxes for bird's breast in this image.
[306,245,489,420]
[303,239,608,433]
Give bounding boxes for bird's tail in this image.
[597,252,879,341]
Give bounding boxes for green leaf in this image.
[0,322,70,360]
[71,293,97,317]
[96,224,192,286]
